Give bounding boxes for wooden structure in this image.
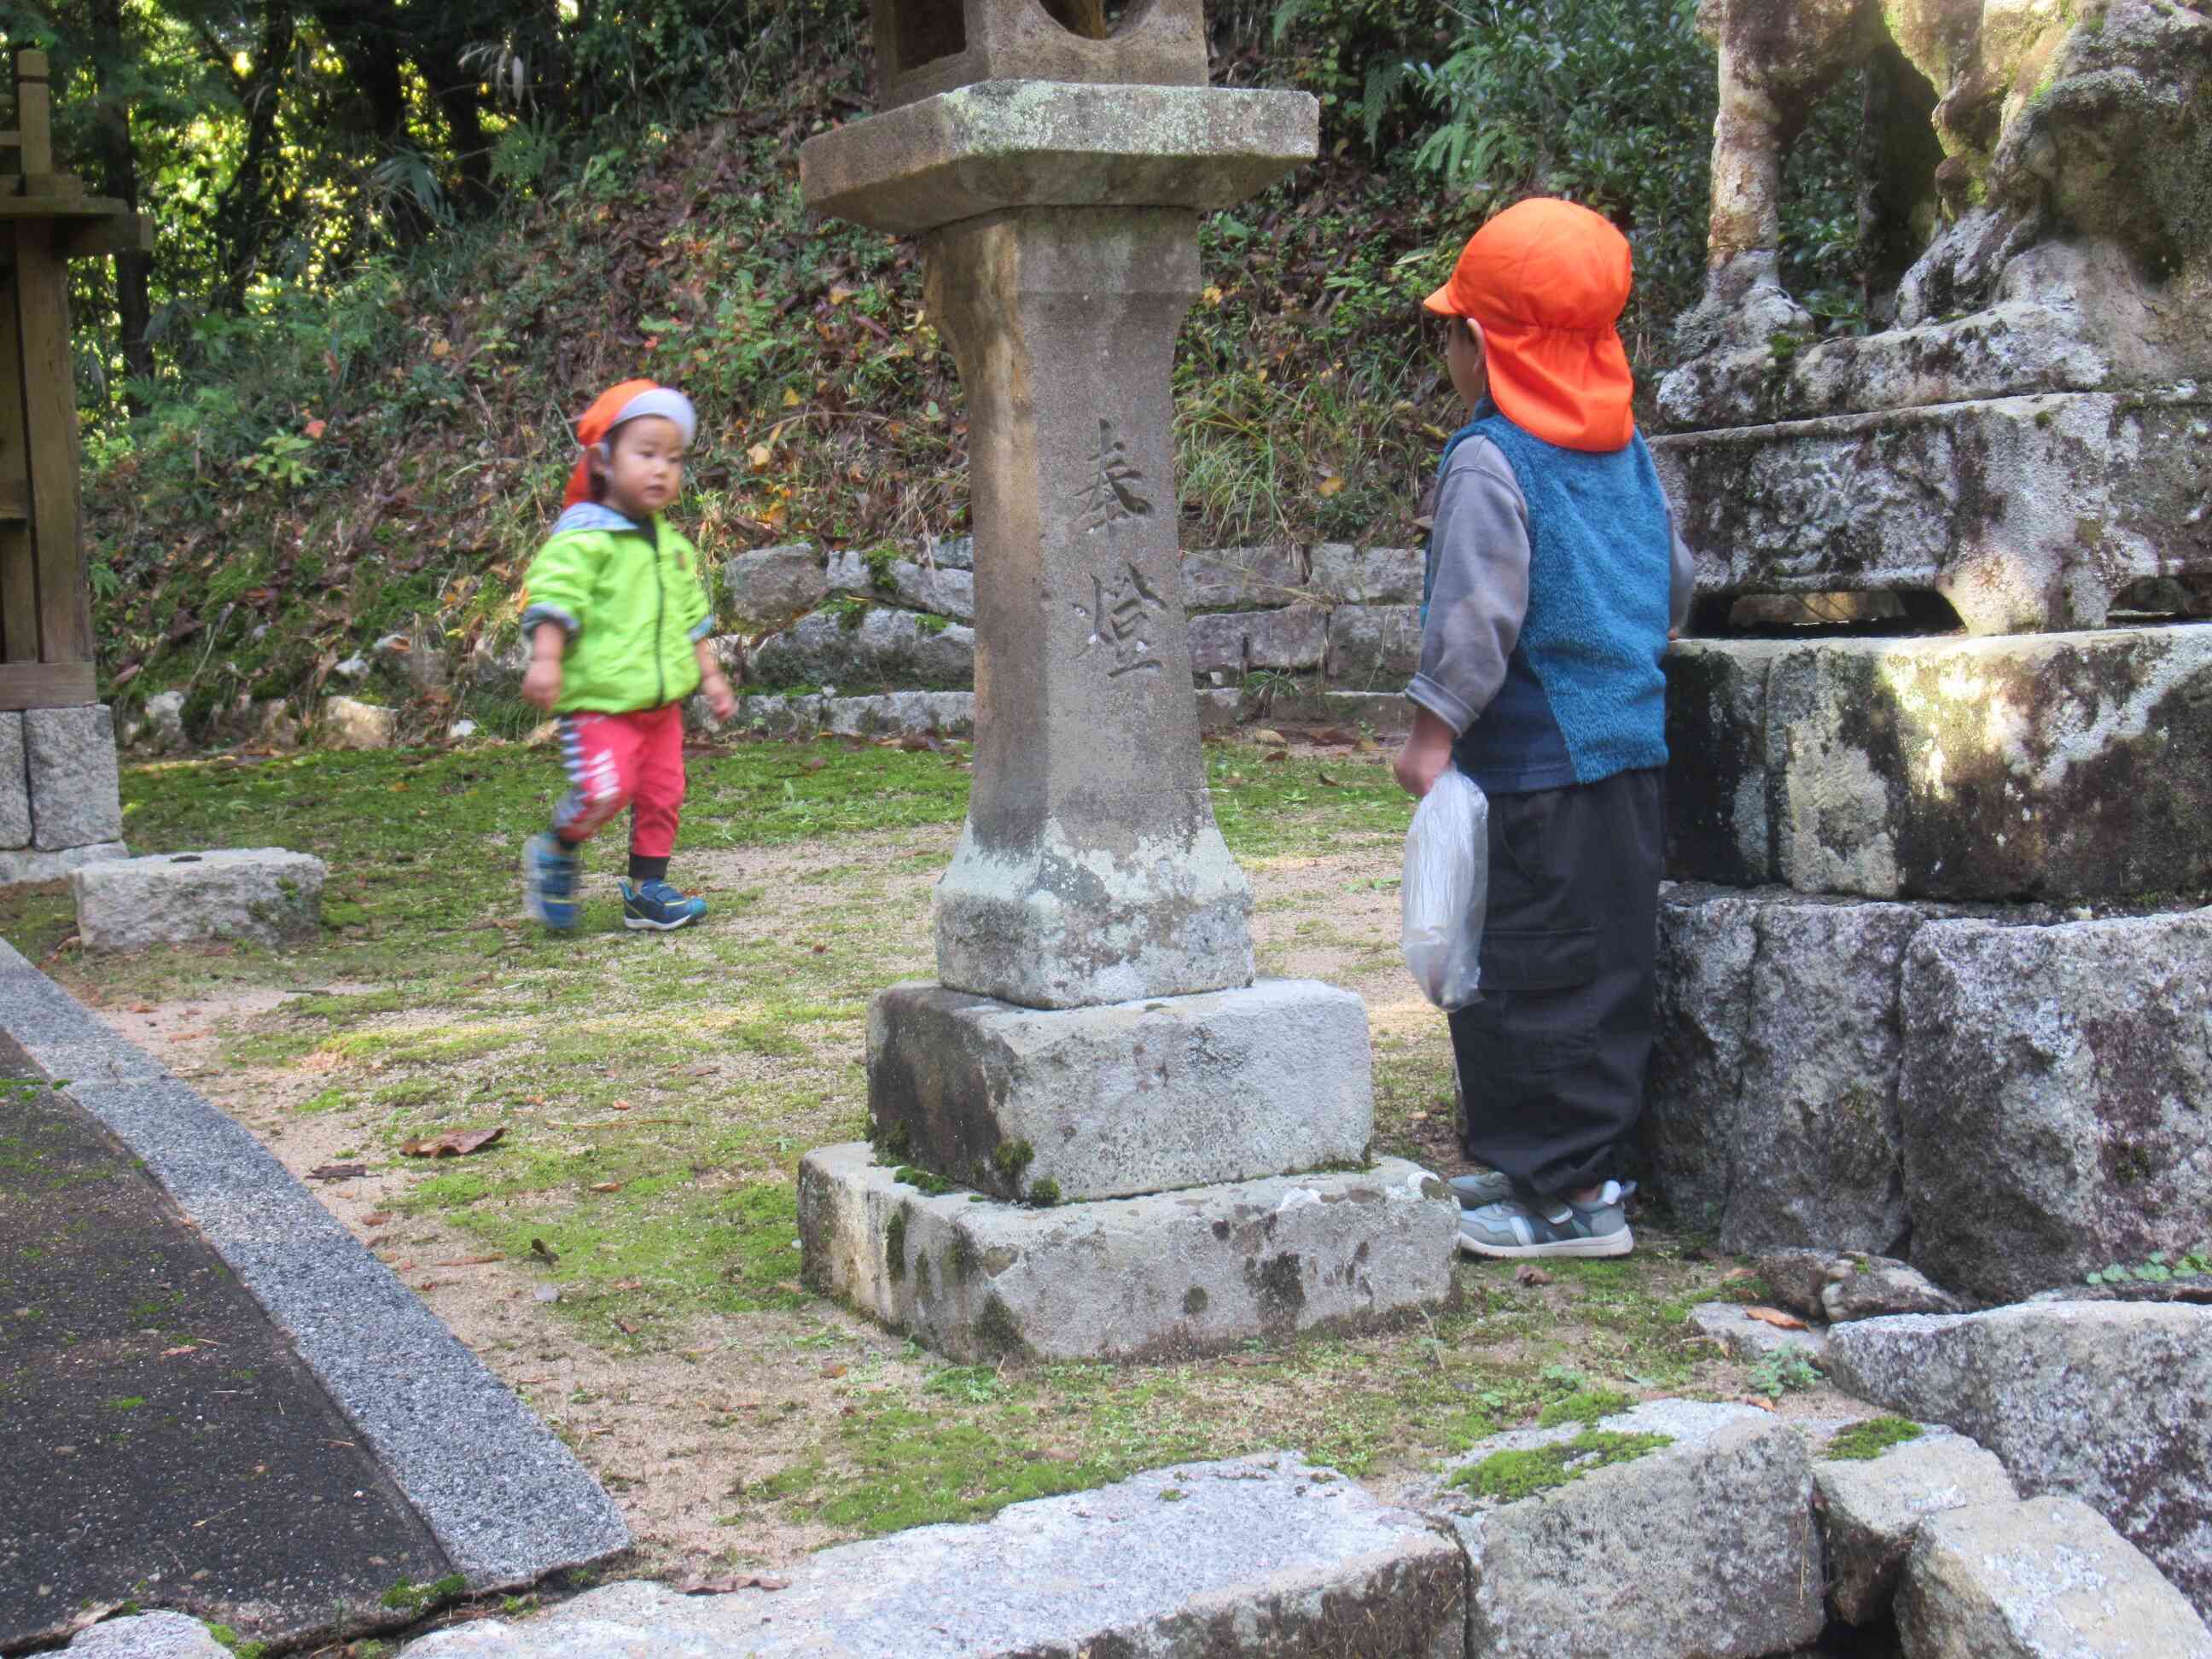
[0,46,150,713]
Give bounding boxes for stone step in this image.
[1649,388,2212,634]
[393,1454,1465,1659]
[1662,623,2212,903]
[797,1144,1458,1363]
[1644,885,2212,1301]
[73,847,325,951]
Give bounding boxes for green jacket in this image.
[520,504,713,714]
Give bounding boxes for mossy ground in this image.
[2,732,1846,1575]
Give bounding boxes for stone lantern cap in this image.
[799,79,1318,236]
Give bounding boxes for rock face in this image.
[867,979,1374,1202]
[67,1610,236,1657]
[741,690,977,740]
[1423,1400,1825,1659]
[1663,626,2212,902]
[73,849,326,952]
[1898,911,2212,1302]
[723,541,829,629]
[1187,605,1328,676]
[1644,888,2212,1301]
[1641,886,1917,1254]
[399,1453,1465,1659]
[1897,1496,2212,1659]
[1307,543,1422,606]
[23,706,124,850]
[1823,1301,2212,1619]
[1325,604,1421,685]
[1184,543,1303,609]
[798,1144,1457,1364]
[1814,1429,2018,1624]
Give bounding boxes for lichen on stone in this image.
[1451,1430,1676,1503]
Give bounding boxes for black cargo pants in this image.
[1447,765,1664,1199]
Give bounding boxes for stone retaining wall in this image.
[729,536,1426,699]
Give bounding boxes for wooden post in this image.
[0,268,35,667]
[13,48,49,175]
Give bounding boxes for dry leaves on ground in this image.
[1743,1307,1807,1330]
[401,1125,506,1157]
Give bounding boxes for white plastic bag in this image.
[1400,765,1489,1010]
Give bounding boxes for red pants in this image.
[553,704,685,858]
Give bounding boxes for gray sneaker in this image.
[1448,1168,1516,1208]
[1458,1180,1634,1260]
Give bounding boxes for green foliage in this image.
[2087,1246,2211,1286]
[1535,1386,1632,1428]
[1825,1417,1924,1462]
[1746,1348,1823,1398]
[1451,1429,1674,1501]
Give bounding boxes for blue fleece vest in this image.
[1421,408,1673,794]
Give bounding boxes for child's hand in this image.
[521,656,563,712]
[1394,708,1456,800]
[701,668,737,723]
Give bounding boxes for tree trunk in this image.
[88,0,154,399]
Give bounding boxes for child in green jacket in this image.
[518,379,736,931]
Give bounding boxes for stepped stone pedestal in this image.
[790,0,1456,1359]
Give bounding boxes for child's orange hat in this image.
[562,379,697,507]
[1423,198,1636,452]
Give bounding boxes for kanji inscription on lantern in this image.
[1077,562,1166,678]
[1078,419,1152,532]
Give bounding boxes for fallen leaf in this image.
[611,1099,632,1112]
[401,1125,506,1158]
[1736,1394,1778,1412]
[432,1255,504,1267]
[1251,729,1287,746]
[590,1181,622,1193]
[531,1237,561,1265]
[299,1050,341,1073]
[309,1162,368,1182]
[827,282,857,306]
[1720,1266,1759,1284]
[1316,771,1343,787]
[131,1003,154,1014]
[747,441,775,469]
[430,339,451,358]
[679,1575,789,1595]
[1316,473,1346,498]
[1264,749,1289,764]
[819,1363,847,1379]
[614,1318,639,1336]
[305,418,327,439]
[362,1212,394,1227]
[1513,1265,1553,1287]
[1744,1306,1807,1330]
[161,1344,196,1358]
[781,387,802,407]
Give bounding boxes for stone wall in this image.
[728,536,1426,708]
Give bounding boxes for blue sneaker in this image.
[523,833,579,930]
[1458,1181,1634,1260]
[621,878,707,931]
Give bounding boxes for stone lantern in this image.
[790,0,1458,1362]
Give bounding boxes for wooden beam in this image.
[0,195,134,223]
[11,219,92,667]
[11,49,50,177]
[0,660,94,711]
[0,271,32,667]
[54,212,154,260]
[0,480,25,521]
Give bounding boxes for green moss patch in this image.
[1825,1417,1924,1462]
[1451,1429,1675,1503]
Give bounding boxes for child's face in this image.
[1446,317,1487,410]
[599,415,686,516]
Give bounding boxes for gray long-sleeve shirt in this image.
[1406,436,1697,736]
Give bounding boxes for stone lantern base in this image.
[0,704,126,886]
[799,1144,1458,1365]
[799,977,1461,1360]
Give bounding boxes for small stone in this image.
[319,696,396,751]
[447,719,479,741]
[724,542,828,630]
[143,690,187,753]
[1306,544,1422,606]
[66,1610,236,1656]
[333,653,372,679]
[1820,1257,1965,1323]
[1897,1496,2212,1658]
[1755,1249,1840,1319]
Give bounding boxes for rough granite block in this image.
[867,978,1373,1202]
[798,1144,1458,1363]
[397,1453,1464,1659]
[0,711,26,848]
[1815,1429,2017,1624]
[24,704,122,850]
[73,848,327,951]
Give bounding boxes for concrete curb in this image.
[0,940,630,1588]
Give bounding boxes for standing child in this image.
[519,378,736,931]
[1394,199,1695,1260]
